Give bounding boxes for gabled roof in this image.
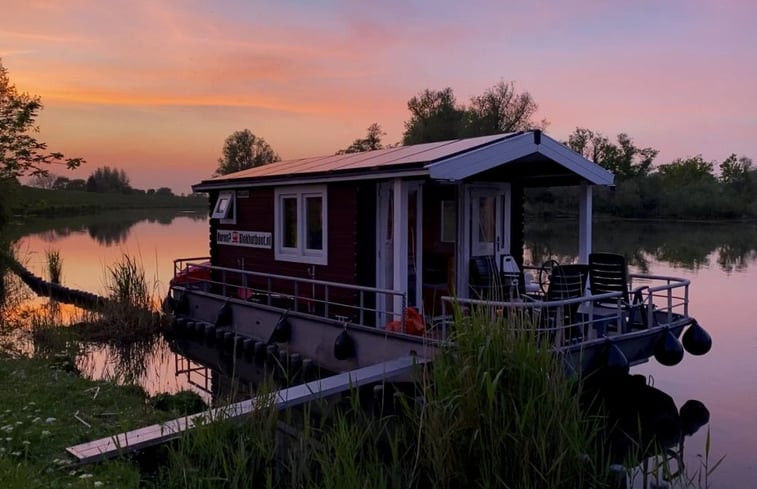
[193,131,614,191]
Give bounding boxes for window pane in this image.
[283,197,298,248]
[217,197,229,214]
[478,196,495,243]
[305,196,323,250]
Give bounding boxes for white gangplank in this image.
[66,355,427,464]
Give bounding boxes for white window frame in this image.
[212,191,236,224]
[274,185,328,265]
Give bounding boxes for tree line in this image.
[2,54,754,223]
[216,80,754,220]
[28,166,178,197]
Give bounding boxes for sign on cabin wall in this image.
[217,230,272,249]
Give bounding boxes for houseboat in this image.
[168,130,711,375]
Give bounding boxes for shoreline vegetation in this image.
[0,250,717,487]
[7,185,206,219]
[0,307,716,488]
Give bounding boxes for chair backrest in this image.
[547,264,588,301]
[588,253,629,301]
[470,256,497,287]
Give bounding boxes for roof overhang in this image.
[426,131,615,186]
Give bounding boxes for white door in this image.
[470,185,510,265]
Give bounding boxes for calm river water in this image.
[8,212,757,486]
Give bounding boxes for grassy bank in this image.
[0,354,173,488]
[9,186,206,218]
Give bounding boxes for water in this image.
[7,212,757,486]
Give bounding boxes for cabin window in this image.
[211,191,235,223]
[274,186,328,265]
[441,200,456,243]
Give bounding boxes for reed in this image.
[411,304,603,489]
[45,248,62,284]
[105,253,150,311]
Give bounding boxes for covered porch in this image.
[373,131,615,320]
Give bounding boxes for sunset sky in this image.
[2,0,756,193]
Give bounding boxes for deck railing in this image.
[172,258,407,329]
[439,273,691,348]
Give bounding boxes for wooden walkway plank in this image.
[66,355,428,464]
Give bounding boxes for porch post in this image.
[578,183,592,263]
[392,178,407,317]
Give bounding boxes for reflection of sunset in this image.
[17,215,209,297]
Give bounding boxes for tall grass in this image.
[152,307,610,488]
[413,305,602,489]
[106,253,151,310]
[45,248,62,284]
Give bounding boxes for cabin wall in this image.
[209,183,359,318]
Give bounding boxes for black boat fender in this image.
[654,327,684,366]
[682,320,712,356]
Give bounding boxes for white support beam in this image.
[578,183,592,263]
[393,178,408,316]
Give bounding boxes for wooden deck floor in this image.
[66,355,428,464]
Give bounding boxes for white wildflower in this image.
[41,430,51,437]
[5,437,11,442]
[45,417,56,424]
[94,482,104,487]
[32,417,41,423]
[14,421,22,425]
[68,470,77,476]
[22,440,30,446]
[11,451,21,456]
[79,473,93,479]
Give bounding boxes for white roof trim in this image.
[193,169,429,191]
[426,132,614,186]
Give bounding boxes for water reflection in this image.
[585,374,709,467]
[526,220,757,273]
[9,209,205,247]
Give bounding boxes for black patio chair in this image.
[469,256,522,301]
[542,264,589,343]
[588,253,650,331]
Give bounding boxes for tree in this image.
[0,59,83,181]
[29,173,57,189]
[719,153,752,188]
[155,187,173,196]
[402,88,465,145]
[1,59,83,226]
[567,128,657,180]
[86,166,132,193]
[66,178,86,191]
[402,82,548,145]
[465,80,546,136]
[336,123,386,154]
[656,155,716,184]
[215,129,280,176]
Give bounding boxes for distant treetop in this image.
[215,129,280,176]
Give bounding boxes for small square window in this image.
[212,191,235,220]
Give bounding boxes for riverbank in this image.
[8,186,206,218]
[0,353,175,488]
